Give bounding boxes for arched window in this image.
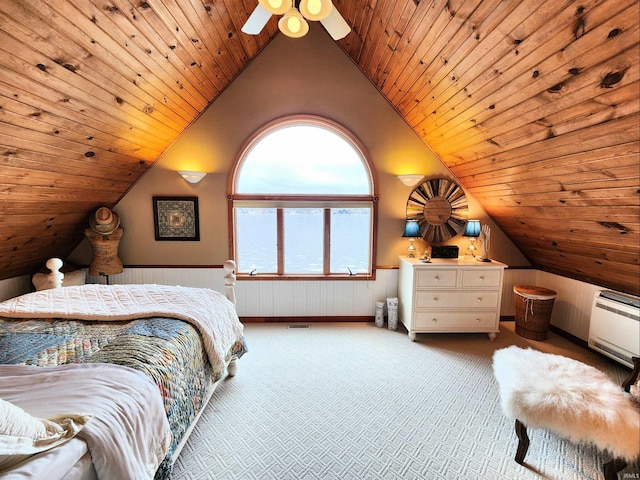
[229,115,378,279]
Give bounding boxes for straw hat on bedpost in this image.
[85,207,124,276]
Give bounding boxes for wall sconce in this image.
[463,219,481,257]
[402,219,421,257]
[397,174,423,187]
[178,171,207,184]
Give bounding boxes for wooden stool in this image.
[492,346,640,479]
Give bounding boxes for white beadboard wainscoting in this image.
[89,267,400,319]
[533,271,605,341]
[501,269,605,341]
[98,266,597,340]
[0,266,615,343]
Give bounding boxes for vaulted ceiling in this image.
[0,0,638,294]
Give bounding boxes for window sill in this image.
[236,273,376,281]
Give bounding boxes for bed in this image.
[0,259,246,480]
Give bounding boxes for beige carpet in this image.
[170,321,639,480]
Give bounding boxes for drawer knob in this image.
[433,297,438,302]
[432,318,438,323]
[476,297,483,303]
[434,276,439,280]
[479,276,485,280]
[475,318,481,323]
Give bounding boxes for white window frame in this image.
[228,115,379,280]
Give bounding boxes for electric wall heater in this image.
[588,290,640,368]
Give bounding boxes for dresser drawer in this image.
[415,269,457,288]
[413,312,497,330]
[461,269,502,288]
[415,291,500,309]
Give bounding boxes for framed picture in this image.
[153,196,200,241]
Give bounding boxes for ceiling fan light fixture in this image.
[299,0,332,21]
[242,1,350,40]
[258,0,291,15]
[278,8,309,38]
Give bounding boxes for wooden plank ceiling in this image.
[0,0,638,294]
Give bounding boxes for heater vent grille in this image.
[588,290,640,368]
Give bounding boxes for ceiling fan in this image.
[242,0,350,40]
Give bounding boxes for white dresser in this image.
[398,257,507,341]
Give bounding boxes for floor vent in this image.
[288,324,310,329]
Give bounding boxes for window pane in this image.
[238,125,370,195]
[330,208,371,273]
[232,117,376,278]
[284,209,324,274]
[236,208,277,273]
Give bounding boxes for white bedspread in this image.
[0,363,171,480]
[0,284,243,372]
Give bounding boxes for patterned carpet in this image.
[170,321,639,480]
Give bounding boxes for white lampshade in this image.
[299,0,333,21]
[258,0,291,15]
[278,8,309,38]
[178,171,207,184]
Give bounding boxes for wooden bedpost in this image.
[223,260,237,306]
[46,258,64,289]
[224,260,238,377]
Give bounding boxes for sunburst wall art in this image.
[406,178,468,244]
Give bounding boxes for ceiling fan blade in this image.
[241,4,272,35]
[320,6,350,40]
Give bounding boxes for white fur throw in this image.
[493,346,640,462]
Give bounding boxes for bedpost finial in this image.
[45,258,64,289]
[223,260,236,274]
[46,258,63,272]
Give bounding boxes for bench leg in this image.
[514,419,530,464]
[512,420,627,478]
[603,457,627,480]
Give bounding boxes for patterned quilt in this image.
[0,315,247,479]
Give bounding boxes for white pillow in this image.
[61,270,87,287]
[32,269,86,291]
[0,399,90,471]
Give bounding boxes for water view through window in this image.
[231,117,376,277]
[237,208,371,274]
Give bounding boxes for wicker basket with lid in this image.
[513,285,557,340]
